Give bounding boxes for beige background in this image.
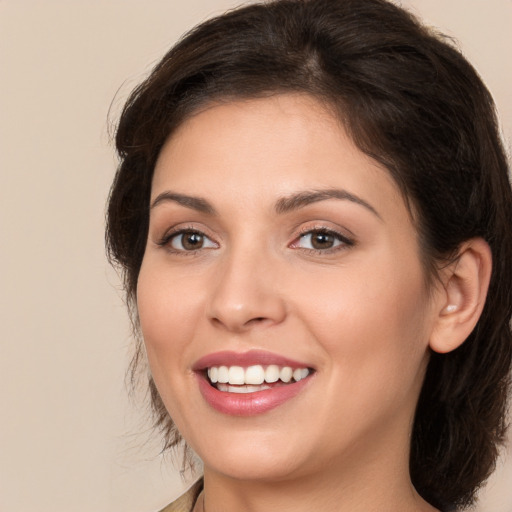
[1,1,511,511]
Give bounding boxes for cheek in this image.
[298,255,431,385]
[136,260,209,428]
[300,273,431,443]
[136,259,201,372]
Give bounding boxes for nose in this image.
[207,246,287,332]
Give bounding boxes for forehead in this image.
[152,94,404,218]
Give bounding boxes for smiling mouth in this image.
[206,364,312,394]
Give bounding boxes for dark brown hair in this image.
[106,0,512,509]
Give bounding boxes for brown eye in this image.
[169,230,216,251]
[295,229,351,252]
[183,232,204,250]
[310,232,335,249]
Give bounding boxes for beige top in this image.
[158,479,204,512]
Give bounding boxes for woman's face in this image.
[137,94,440,483]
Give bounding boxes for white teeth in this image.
[228,366,245,385]
[217,366,229,383]
[206,364,311,387]
[292,368,310,382]
[265,365,280,383]
[208,367,218,383]
[217,383,271,393]
[280,366,293,383]
[245,365,265,385]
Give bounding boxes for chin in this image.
[203,451,306,482]
[186,425,312,482]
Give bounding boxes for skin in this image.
[137,94,448,512]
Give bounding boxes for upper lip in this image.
[193,349,312,371]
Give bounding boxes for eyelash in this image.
[291,227,355,255]
[156,226,354,256]
[157,227,217,256]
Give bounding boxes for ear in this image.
[429,238,492,354]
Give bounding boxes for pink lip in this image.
[193,349,311,370]
[193,350,314,417]
[196,373,313,416]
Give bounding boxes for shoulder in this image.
[158,479,204,512]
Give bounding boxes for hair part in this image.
[106,0,512,509]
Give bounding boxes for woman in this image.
[106,0,512,511]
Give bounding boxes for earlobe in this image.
[429,238,492,354]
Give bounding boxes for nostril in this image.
[210,314,272,331]
[245,317,268,326]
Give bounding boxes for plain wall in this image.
[1,1,510,511]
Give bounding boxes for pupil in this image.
[183,232,203,250]
[312,232,334,249]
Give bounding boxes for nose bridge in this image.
[207,238,286,331]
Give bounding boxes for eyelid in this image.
[172,231,217,250]
[289,225,355,253]
[153,221,354,255]
[155,224,219,253]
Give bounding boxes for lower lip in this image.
[196,374,312,416]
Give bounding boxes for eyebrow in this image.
[275,189,381,219]
[150,192,217,214]
[150,188,381,219]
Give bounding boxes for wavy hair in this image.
[106,1,512,509]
